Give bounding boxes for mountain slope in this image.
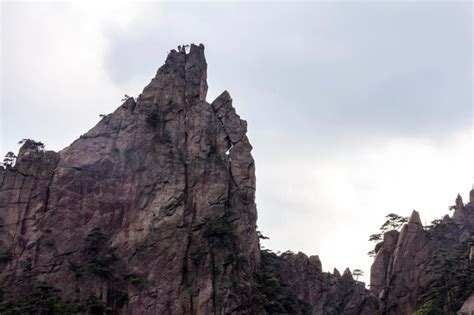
[370,193,474,314]
[0,44,377,315]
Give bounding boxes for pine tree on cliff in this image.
[367,213,408,257]
[413,221,474,315]
[2,152,16,169]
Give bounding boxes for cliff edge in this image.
[0,44,377,314]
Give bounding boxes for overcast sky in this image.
[1,1,472,282]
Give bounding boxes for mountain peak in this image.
[0,45,378,314]
[139,43,207,109]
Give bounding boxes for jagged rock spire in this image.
[139,43,207,111]
[455,193,464,210]
[408,210,422,225]
[343,267,353,279]
[0,44,379,315]
[0,43,259,314]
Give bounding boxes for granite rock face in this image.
[460,293,474,315]
[1,44,259,314]
[261,251,379,315]
[370,210,435,314]
[453,190,474,228]
[370,195,474,314]
[0,44,378,314]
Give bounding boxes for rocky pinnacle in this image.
[0,44,378,315]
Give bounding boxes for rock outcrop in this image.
[258,251,378,315]
[370,194,474,314]
[460,293,474,315]
[0,44,378,314]
[370,210,435,314]
[453,189,474,228]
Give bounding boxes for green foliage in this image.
[85,227,107,254]
[0,284,125,314]
[252,250,311,314]
[124,273,144,289]
[413,219,474,315]
[0,248,12,263]
[80,227,119,280]
[352,269,364,281]
[85,294,110,314]
[425,217,462,240]
[257,231,270,240]
[412,300,437,315]
[22,258,33,279]
[229,251,248,266]
[83,254,118,280]
[146,112,159,128]
[1,228,132,314]
[121,94,133,102]
[0,282,80,314]
[368,233,382,242]
[68,227,119,281]
[380,213,408,233]
[202,216,234,248]
[368,213,408,256]
[18,139,45,150]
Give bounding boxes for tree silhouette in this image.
[368,213,408,257]
[369,233,382,242]
[353,269,364,281]
[18,139,45,150]
[2,152,16,169]
[413,217,474,315]
[380,213,408,233]
[121,94,133,102]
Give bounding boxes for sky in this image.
[1,1,472,283]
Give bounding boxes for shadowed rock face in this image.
[0,44,259,314]
[0,44,378,314]
[370,200,474,314]
[260,251,379,315]
[370,211,435,314]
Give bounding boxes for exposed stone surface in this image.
[370,211,434,314]
[408,209,421,225]
[453,190,474,227]
[0,44,378,314]
[370,194,474,314]
[0,44,259,314]
[460,293,474,315]
[258,251,379,315]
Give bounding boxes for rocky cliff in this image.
[370,192,474,314]
[0,44,377,314]
[257,251,379,314]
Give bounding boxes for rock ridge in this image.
[0,44,377,314]
[370,190,474,314]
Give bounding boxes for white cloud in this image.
[1,2,472,283]
[257,129,472,279]
[0,2,145,153]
